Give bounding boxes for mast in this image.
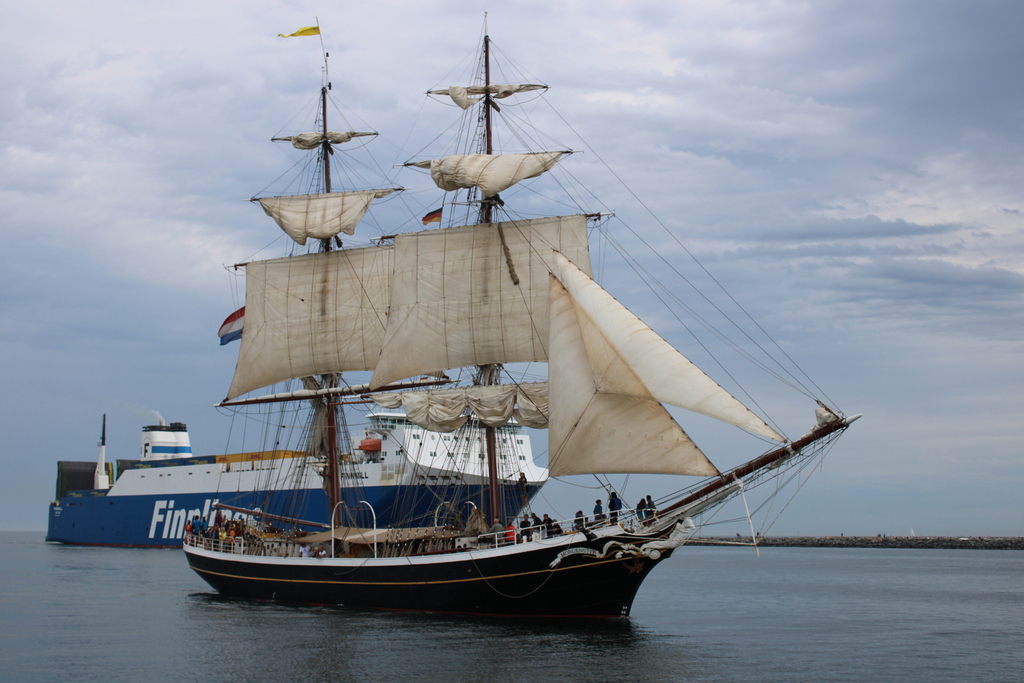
[479,33,494,225]
[321,85,332,196]
[93,414,109,490]
[313,51,342,526]
[478,32,502,524]
[479,33,521,291]
[474,363,501,525]
[325,388,341,527]
[319,73,333,253]
[484,35,493,157]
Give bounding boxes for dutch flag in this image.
[218,307,245,345]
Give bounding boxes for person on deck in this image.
[520,515,532,542]
[645,495,657,522]
[608,492,622,524]
[531,512,543,531]
[488,517,505,546]
[593,499,605,525]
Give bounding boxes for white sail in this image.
[427,84,547,110]
[226,245,394,399]
[409,152,566,197]
[371,382,548,432]
[258,189,396,245]
[552,252,784,442]
[272,131,376,150]
[369,215,591,389]
[547,274,720,477]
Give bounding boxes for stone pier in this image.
[689,536,1024,550]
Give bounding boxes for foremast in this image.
[253,47,397,529]
[310,67,340,526]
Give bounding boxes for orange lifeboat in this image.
[359,438,382,453]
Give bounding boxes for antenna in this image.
[316,17,330,87]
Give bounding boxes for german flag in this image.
[422,207,442,225]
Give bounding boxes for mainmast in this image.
[478,33,503,525]
[388,28,562,523]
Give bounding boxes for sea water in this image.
[1,531,1021,682]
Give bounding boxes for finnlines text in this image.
[148,499,258,539]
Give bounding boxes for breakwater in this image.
[690,536,1024,550]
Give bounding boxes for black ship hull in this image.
[184,529,676,618]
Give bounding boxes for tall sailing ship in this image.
[184,31,858,617]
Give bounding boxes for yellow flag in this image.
[278,26,320,38]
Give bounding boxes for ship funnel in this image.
[140,421,192,461]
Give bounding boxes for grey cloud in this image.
[731,216,959,243]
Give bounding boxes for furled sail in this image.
[371,382,548,432]
[369,215,591,389]
[427,84,547,110]
[272,131,377,150]
[551,252,784,443]
[408,152,567,197]
[257,189,397,245]
[302,375,336,466]
[226,245,394,399]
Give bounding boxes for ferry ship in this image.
[46,414,545,548]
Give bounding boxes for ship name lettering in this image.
[554,547,600,560]
[149,499,214,539]
[148,500,168,539]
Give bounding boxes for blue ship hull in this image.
[47,489,328,548]
[47,483,542,548]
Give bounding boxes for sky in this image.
[2,1,1022,536]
